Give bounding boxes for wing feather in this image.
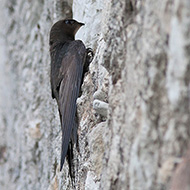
[57,41,86,170]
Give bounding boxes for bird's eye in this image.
[64,20,75,25]
[64,20,70,24]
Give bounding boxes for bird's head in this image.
[49,19,85,46]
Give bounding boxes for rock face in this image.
[0,0,190,190]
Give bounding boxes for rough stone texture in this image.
[0,0,190,190]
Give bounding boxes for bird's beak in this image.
[78,22,85,26]
[74,22,85,35]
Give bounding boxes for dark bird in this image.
[49,19,93,179]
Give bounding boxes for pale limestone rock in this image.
[93,99,108,117]
[85,171,99,190]
[88,122,105,178]
[0,0,190,190]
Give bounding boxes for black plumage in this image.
[49,19,93,179]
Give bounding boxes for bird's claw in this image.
[86,48,94,64]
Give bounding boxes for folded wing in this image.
[58,41,86,170]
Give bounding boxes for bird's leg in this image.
[84,48,94,73]
[86,48,94,63]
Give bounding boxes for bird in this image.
[49,19,93,180]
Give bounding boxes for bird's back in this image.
[50,40,86,170]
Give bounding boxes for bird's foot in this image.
[86,48,94,64]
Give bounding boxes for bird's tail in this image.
[67,141,75,184]
[60,117,78,184]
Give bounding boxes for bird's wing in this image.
[58,41,86,170]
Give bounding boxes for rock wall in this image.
[0,0,190,190]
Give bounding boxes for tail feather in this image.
[67,142,75,183]
[60,116,78,185]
